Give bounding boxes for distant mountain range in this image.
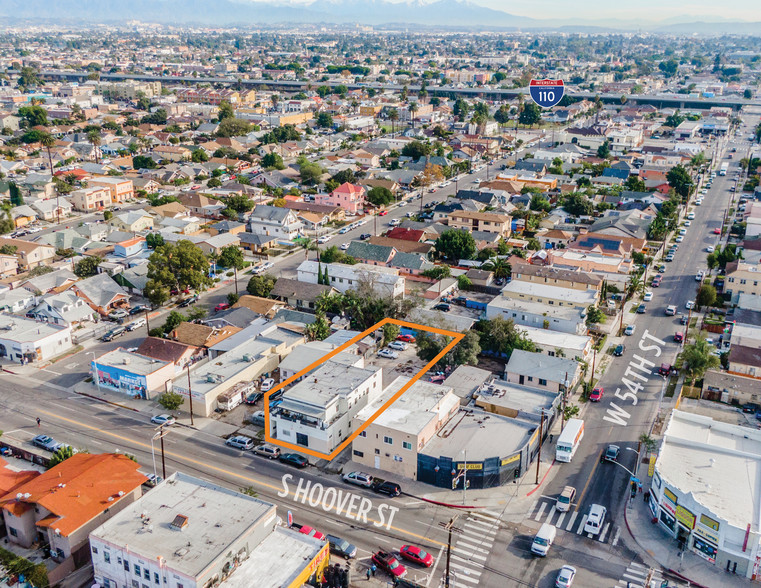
[0,0,758,33]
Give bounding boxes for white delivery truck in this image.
[555,418,584,463]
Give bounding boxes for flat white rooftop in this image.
[0,312,69,342]
[659,410,761,530]
[284,360,379,408]
[501,280,598,305]
[94,347,170,376]
[90,473,277,579]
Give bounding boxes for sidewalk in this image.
[623,484,753,588]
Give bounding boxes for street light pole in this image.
[186,364,195,426]
[152,427,169,480]
[462,450,467,506]
[535,409,545,485]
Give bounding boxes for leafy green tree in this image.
[157,391,184,411]
[17,67,40,90]
[132,155,157,169]
[597,140,611,159]
[624,175,646,192]
[17,105,47,127]
[247,274,277,297]
[585,305,606,325]
[316,112,333,128]
[227,292,240,306]
[224,194,254,214]
[262,152,285,170]
[519,102,542,126]
[141,109,168,125]
[163,310,187,333]
[146,233,165,249]
[218,100,235,121]
[667,165,694,200]
[401,141,431,160]
[481,257,511,280]
[191,149,209,163]
[145,240,212,306]
[665,111,686,128]
[8,182,23,207]
[297,156,324,185]
[73,256,102,278]
[103,210,113,221]
[562,193,594,216]
[530,194,552,212]
[416,330,480,369]
[475,317,536,356]
[305,313,331,341]
[696,284,717,309]
[366,186,395,207]
[218,245,245,295]
[435,229,477,261]
[421,265,451,280]
[680,336,721,383]
[494,105,511,125]
[382,323,401,346]
[217,117,252,137]
[207,178,222,188]
[47,445,76,469]
[457,275,472,290]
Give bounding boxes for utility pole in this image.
[160,430,167,480]
[186,364,195,426]
[561,371,568,432]
[535,410,545,485]
[439,516,461,588]
[144,307,151,334]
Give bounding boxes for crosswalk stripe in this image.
[450,553,484,567]
[450,563,483,577]
[452,573,479,584]
[599,522,611,542]
[458,537,493,551]
[565,511,578,531]
[451,546,487,561]
[534,501,548,521]
[623,573,647,582]
[469,511,499,523]
[628,562,647,570]
[456,539,491,552]
[611,527,621,546]
[480,509,502,518]
[463,522,497,536]
[576,514,588,534]
[546,505,557,525]
[466,516,499,530]
[555,511,566,528]
[527,499,538,518]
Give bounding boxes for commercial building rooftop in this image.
[284,360,380,408]
[0,313,70,342]
[501,279,598,306]
[93,347,171,376]
[659,410,761,530]
[475,381,557,422]
[421,408,534,462]
[90,472,277,579]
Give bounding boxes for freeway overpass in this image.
[26,69,761,111]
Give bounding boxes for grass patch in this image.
[593,334,607,352]
[664,376,678,398]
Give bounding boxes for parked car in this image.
[674,332,684,343]
[150,414,176,426]
[555,565,577,588]
[685,300,695,310]
[253,444,281,459]
[279,453,309,468]
[372,480,402,497]
[399,544,434,567]
[108,309,129,321]
[372,551,407,579]
[636,303,647,314]
[665,305,677,316]
[359,233,371,240]
[326,535,357,559]
[589,387,604,402]
[129,304,150,315]
[643,291,653,302]
[101,326,126,342]
[613,344,625,357]
[658,363,673,376]
[706,245,715,253]
[433,303,451,312]
[388,341,408,351]
[343,471,374,487]
[297,525,326,541]
[32,435,61,452]
[214,302,230,312]
[397,334,416,343]
[603,444,620,462]
[680,315,689,325]
[340,242,350,250]
[248,411,266,427]
[259,378,276,392]
[126,318,146,331]
[624,324,635,336]
[178,295,198,308]
[225,435,254,450]
[378,348,399,359]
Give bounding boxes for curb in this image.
[75,390,140,413]
[526,459,556,497]
[406,493,485,510]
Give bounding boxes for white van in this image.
[530,523,556,556]
[584,504,607,536]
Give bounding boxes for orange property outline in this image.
[264,318,464,461]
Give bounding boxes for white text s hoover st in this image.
[278,474,399,530]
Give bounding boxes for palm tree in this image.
[39,132,62,224]
[87,129,102,164]
[680,335,721,385]
[388,108,399,136]
[409,102,419,129]
[482,257,511,280]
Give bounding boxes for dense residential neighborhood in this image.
[0,18,759,588]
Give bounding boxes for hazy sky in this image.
[283,0,761,22]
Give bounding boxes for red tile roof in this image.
[0,454,146,536]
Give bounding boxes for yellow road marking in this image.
[40,409,447,547]
[575,448,605,511]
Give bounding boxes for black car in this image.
[178,296,197,308]
[680,315,689,325]
[101,326,126,342]
[129,304,150,315]
[279,453,309,468]
[452,296,468,306]
[245,391,263,405]
[326,534,357,559]
[372,480,402,497]
[359,233,371,240]
[614,344,625,357]
[433,303,450,312]
[742,403,759,414]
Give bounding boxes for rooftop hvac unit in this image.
[242,354,252,362]
[206,374,217,383]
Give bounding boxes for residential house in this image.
[510,264,603,292]
[0,454,145,562]
[315,182,366,215]
[0,237,55,270]
[171,322,242,353]
[0,254,18,278]
[297,260,405,298]
[112,263,149,296]
[270,278,339,312]
[500,279,598,310]
[344,241,396,266]
[209,220,246,237]
[109,211,154,233]
[72,273,130,316]
[29,291,97,326]
[448,211,512,237]
[88,177,134,204]
[152,145,191,162]
[724,262,761,303]
[587,209,654,240]
[248,205,304,241]
[504,349,581,393]
[197,233,241,257]
[69,186,113,212]
[19,268,78,295]
[29,198,73,222]
[486,295,588,335]
[232,295,285,319]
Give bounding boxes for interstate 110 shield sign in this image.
[529,79,565,108]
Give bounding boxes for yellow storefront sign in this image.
[457,463,483,470]
[700,513,720,532]
[648,455,656,477]
[501,455,520,467]
[675,505,696,530]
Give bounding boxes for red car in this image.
[589,387,604,402]
[674,332,684,343]
[378,210,388,216]
[713,228,721,235]
[399,545,434,567]
[372,551,406,579]
[214,302,230,312]
[397,334,416,343]
[298,525,326,541]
